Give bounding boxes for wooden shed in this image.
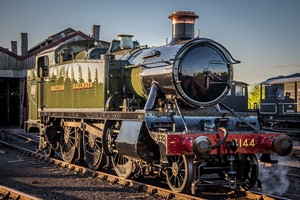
[0,29,95,127]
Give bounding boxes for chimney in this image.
[168,11,199,44]
[92,25,100,40]
[11,41,17,54]
[118,34,133,49]
[21,33,28,56]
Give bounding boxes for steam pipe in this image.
[144,84,159,110]
[212,127,229,150]
[173,97,189,133]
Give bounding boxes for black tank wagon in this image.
[259,73,300,137]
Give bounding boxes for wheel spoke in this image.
[170,156,175,163]
[169,174,174,181]
[94,143,101,150]
[174,156,179,163]
[178,159,184,166]
[44,144,54,157]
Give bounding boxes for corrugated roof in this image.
[0,29,100,72]
[0,30,95,60]
[28,28,76,53]
[261,73,300,85]
[24,31,95,59]
[233,80,248,86]
[0,46,21,59]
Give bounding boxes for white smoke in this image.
[259,155,291,196]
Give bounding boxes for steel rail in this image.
[250,190,292,200]
[1,129,39,144]
[0,185,42,200]
[292,146,300,157]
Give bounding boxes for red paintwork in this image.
[166,132,280,155]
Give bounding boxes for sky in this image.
[0,0,299,85]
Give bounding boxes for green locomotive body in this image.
[26,39,145,130]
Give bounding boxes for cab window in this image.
[235,85,246,96]
[37,56,49,78]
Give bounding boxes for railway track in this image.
[0,129,39,144]
[0,129,294,200]
[0,185,41,200]
[292,146,300,158]
[0,135,203,200]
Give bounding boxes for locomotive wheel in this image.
[102,127,114,156]
[44,145,55,157]
[83,131,104,170]
[238,154,259,189]
[166,155,194,193]
[112,153,135,179]
[43,139,55,158]
[39,131,54,157]
[61,126,78,163]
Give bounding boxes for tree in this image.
[248,84,264,110]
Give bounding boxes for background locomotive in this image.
[26,11,293,193]
[259,73,300,137]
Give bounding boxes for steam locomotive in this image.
[26,11,293,193]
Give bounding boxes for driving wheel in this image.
[237,154,259,189]
[83,131,104,170]
[111,153,135,179]
[166,155,194,193]
[61,126,78,163]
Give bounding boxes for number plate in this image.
[235,138,256,147]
